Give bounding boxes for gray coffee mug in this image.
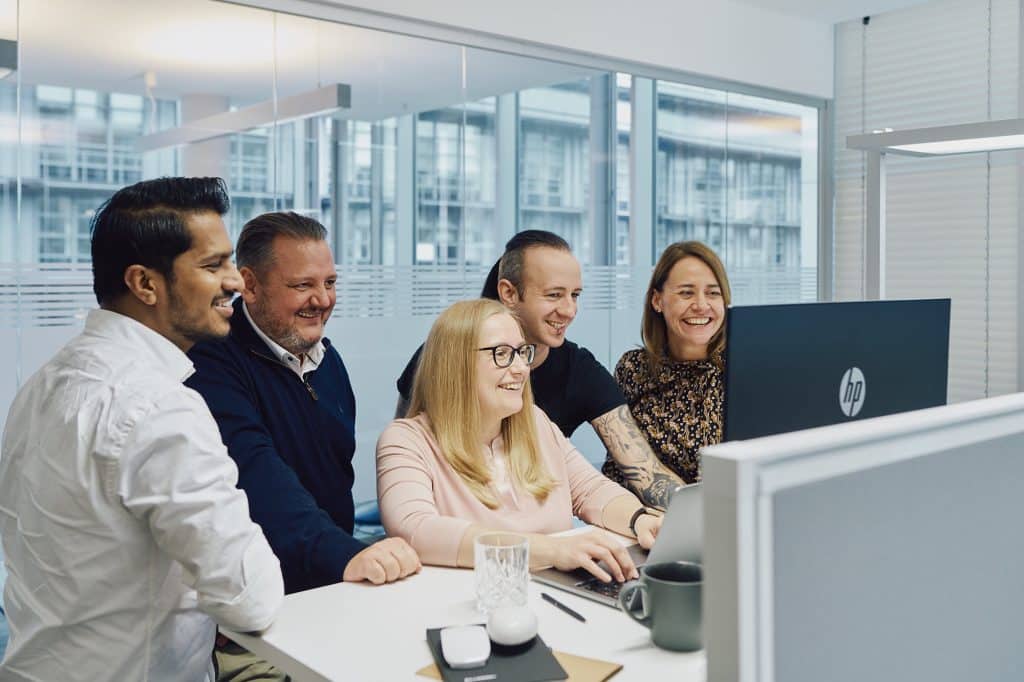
[617,560,702,652]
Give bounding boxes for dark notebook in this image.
[425,626,567,682]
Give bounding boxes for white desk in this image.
[224,565,706,681]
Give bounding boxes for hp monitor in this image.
[723,299,950,441]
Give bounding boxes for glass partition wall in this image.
[0,0,823,501]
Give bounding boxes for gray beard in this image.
[250,300,320,356]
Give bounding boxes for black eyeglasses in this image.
[478,343,536,368]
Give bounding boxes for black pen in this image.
[541,591,587,623]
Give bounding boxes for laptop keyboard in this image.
[574,575,625,599]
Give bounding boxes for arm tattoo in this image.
[592,405,683,510]
[614,464,676,509]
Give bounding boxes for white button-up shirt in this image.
[0,309,283,682]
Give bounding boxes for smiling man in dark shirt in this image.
[190,212,420,593]
[189,212,421,678]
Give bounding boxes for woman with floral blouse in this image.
[602,241,730,485]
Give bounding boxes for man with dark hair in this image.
[396,230,685,509]
[187,211,420,604]
[0,177,283,682]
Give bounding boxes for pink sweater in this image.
[376,405,630,566]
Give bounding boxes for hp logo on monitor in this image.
[839,367,866,417]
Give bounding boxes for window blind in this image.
[833,0,1019,402]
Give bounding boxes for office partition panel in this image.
[704,393,1024,682]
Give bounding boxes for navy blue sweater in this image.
[187,298,366,593]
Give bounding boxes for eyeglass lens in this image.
[492,344,534,367]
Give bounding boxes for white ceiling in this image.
[7,0,598,121]
[2,0,944,119]
[731,0,933,24]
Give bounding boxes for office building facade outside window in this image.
[519,81,592,263]
[415,101,497,265]
[654,83,816,301]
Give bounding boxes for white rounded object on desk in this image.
[486,605,539,646]
[440,625,490,669]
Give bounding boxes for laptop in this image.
[723,299,950,441]
[532,483,702,608]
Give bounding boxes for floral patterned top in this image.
[601,348,723,485]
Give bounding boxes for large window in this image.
[0,0,825,507]
[7,85,176,265]
[0,0,820,281]
[324,118,399,266]
[518,80,592,263]
[415,101,497,265]
[654,82,818,302]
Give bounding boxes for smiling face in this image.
[476,312,531,433]
[241,236,337,356]
[160,211,242,351]
[501,247,582,362]
[652,255,725,361]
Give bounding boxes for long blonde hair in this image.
[642,241,731,370]
[409,299,557,509]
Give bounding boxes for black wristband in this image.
[628,507,651,537]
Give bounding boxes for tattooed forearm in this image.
[592,406,641,460]
[592,405,684,511]
[613,464,675,509]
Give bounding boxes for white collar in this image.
[243,301,325,376]
[86,309,194,382]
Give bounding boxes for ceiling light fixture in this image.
[135,82,350,152]
[849,118,1024,157]
[846,118,1024,299]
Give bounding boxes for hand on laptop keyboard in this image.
[545,529,639,583]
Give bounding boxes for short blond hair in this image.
[409,299,557,508]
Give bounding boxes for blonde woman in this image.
[376,299,662,583]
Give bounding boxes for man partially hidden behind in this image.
[0,177,284,681]
[187,212,419,598]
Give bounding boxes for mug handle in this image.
[617,580,651,627]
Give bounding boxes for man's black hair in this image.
[480,230,572,299]
[90,177,230,305]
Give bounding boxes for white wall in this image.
[245,0,835,99]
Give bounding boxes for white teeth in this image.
[297,311,319,318]
[684,318,710,325]
[499,383,522,391]
[547,321,566,330]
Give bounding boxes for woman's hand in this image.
[549,529,639,583]
[634,512,662,550]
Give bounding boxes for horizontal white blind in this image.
[0,263,639,325]
[0,262,818,326]
[833,0,1019,403]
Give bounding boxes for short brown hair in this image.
[642,241,731,369]
[236,211,328,276]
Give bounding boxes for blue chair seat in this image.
[353,500,386,543]
[353,500,381,525]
